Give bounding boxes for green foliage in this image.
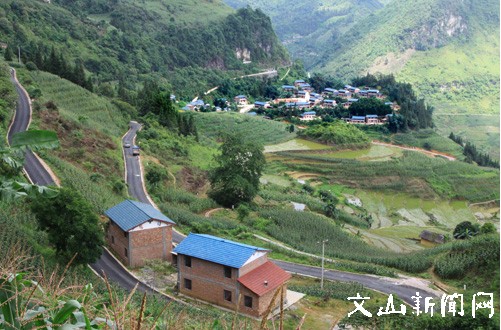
[273,150,499,202]
[209,133,265,207]
[29,187,104,265]
[3,45,13,62]
[194,112,296,145]
[480,222,496,235]
[453,221,479,239]
[433,234,499,279]
[298,121,370,146]
[0,0,288,98]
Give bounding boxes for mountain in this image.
[223,0,385,68]
[0,0,289,97]
[223,0,500,159]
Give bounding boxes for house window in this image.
[224,266,232,278]
[244,295,253,308]
[123,231,127,238]
[184,278,192,290]
[224,290,232,302]
[111,236,115,244]
[185,256,192,267]
[124,248,128,257]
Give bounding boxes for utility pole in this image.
[318,239,328,289]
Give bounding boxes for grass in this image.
[264,138,333,153]
[194,112,296,145]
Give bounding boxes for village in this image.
[182,79,401,125]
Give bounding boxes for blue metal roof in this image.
[173,233,268,268]
[348,98,359,102]
[247,112,257,116]
[254,101,267,106]
[235,95,246,98]
[366,114,378,118]
[385,102,393,105]
[282,85,295,89]
[105,200,175,232]
[324,88,337,92]
[368,89,379,93]
[302,111,316,115]
[324,99,335,103]
[351,116,366,120]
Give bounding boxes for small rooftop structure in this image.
[173,233,268,268]
[105,200,175,232]
[419,230,445,245]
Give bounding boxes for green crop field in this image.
[270,150,499,202]
[27,71,129,137]
[194,112,296,145]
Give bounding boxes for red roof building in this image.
[173,234,291,317]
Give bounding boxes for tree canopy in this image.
[208,133,265,207]
[30,187,104,265]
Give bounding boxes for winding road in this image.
[10,69,439,309]
[8,69,55,186]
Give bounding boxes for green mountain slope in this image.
[0,0,288,97]
[223,0,384,68]
[314,0,499,157]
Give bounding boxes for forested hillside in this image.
[223,0,384,69]
[0,0,289,98]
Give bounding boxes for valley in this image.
[0,0,499,328]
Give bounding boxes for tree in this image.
[30,187,104,265]
[480,222,496,235]
[453,221,479,239]
[208,133,265,207]
[4,45,13,61]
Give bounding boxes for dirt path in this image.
[372,141,456,161]
[204,207,225,217]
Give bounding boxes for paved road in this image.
[8,69,54,186]
[274,260,438,306]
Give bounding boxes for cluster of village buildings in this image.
[104,200,292,318]
[183,79,400,125]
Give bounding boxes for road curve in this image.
[8,68,55,186]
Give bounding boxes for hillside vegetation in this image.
[223,0,384,68]
[0,0,289,98]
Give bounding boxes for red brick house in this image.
[173,233,291,317]
[105,200,176,267]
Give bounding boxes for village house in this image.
[323,88,338,97]
[346,85,360,94]
[347,116,366,124]
[173,233,291,318]
[281,85,296,92]
[183,99,205,111]
[254,101,270,108]
[105,200,176,267]
[419,230,445,247]
[300,111,317,121]
[365,114,381,125]
[293,79,305,87]
[298,83,313,92]
[323,99,337,108]
[337,90,352,99]
[285,101,310,110]
[385,101,401,111]
[367,89,383,98]
[234,95,248,105]
[343,98,359,108]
